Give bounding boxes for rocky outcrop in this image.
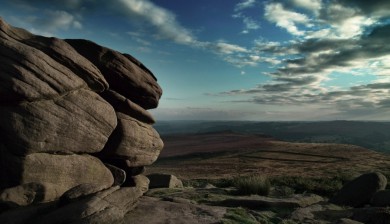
[0,17,163,223]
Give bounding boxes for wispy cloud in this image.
[234,0,256,12]
[217,0,390,119]
[11,10,82,36]
[117,0,197,45]
[233,0,260,34]
[6,0,88,36]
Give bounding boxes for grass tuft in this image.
[233,175,271,196]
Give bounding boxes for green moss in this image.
[221,208,259,224]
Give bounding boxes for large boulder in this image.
[65,39,162,109]
[100,113,164,167]
[0,89,117,155]
[0,151,114,197]
[330,172,387,207]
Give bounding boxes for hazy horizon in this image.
[2,0,390,121]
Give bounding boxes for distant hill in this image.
[155,120,390,153]
[149,131,390,180]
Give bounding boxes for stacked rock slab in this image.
[0,17,163,222]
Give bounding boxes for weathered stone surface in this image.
[38,186,142,224]
[66,39,162,109]
[147,174,183,189]
[21,36,109,92]
[0,18,106,102]
[0,186,143,224]
[0,89,117,155]
[105,163,126,186]
[100,113,163,166]
[330,172,387,207]
[0,152,114,197]
[0,182,59,207]
[101,90,155,124]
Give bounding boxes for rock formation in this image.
[0,17,163,223]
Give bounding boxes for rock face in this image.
[330,172,387,207]
[0,17,163,223]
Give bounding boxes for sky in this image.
[1,0,390,121]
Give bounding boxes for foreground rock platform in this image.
[0,17,163,223]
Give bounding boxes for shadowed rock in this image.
[371,190,390,207]
[0,183,58,207]
[147,174,183,189]
[331,172,387,207]
[352,207,390,224]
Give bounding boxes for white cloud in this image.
[318,3,376,39]
[234,0,256,12]
[118,0,196,45]
[335,16,375,39]
[214,42,248,54]
[265,3,311,36]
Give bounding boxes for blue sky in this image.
[2,0,390,121]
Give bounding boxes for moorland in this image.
[133,121,390,223]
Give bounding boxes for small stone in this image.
[147,174,183,189]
